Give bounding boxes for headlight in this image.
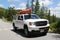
[29,22,32,26]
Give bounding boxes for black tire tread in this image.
[13,23,17,31]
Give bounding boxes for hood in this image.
[24,19,48,22]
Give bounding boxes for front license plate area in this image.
[40,29,44,32]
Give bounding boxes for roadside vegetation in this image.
[0,0,60,33]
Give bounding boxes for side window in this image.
[18,16,20,20]
[20,16,23,20]
[18,16,23,20]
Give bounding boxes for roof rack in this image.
[17,9,32,14]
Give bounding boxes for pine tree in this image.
[5,7,16,21]
[52,14,56,22]
[35,0,40,14]
[48,10,50,23]
[26,0,29,9]
[40,3,45,18]
[31,0,34,13]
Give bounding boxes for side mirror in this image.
[18,16,23,20]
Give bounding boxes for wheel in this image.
[43,32,47,35]
[43,29,48,35]
[24,25,29,36]
[13,23,17,31]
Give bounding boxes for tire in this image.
[13,23,17,31]
[43,32,47,35]
[24,25,29,36]
[43,29,48,35]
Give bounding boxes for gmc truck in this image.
[13,9,50,36]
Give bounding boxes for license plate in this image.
[40,29,44,32]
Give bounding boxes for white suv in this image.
[13,14,50,36]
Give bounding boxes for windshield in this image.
[24,14,40,20]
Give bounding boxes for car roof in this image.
[16,13,36,16]
[21,14,36,15]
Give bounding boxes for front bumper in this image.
[28,26,49,32]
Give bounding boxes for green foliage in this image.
[39,3,48,19]
[40,7,45,18]
[50,14,56,23]
[47,10,50,23]
[31,0,34,13]
[5,7,22,21]
[0,7,5,18]
[0,7,21,21]
[55,20,60,32]
[4,7,17,21]
[53,14,56,22]
[26,0,29,9]
[50,22,57,32]
[35,0,40,14]
[50,20,60,33]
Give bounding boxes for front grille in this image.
[35,21,47,26]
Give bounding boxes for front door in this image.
[17,15,24,29]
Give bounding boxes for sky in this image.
[0,0,60,17]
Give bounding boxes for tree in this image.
[35,0,40,14]
[40,3,45,18]
[0,7,5,18]
[48,10,50,23]
[4,7,16,21]
[55,20,60,33]
[52,14,56,22]
[31,0,34,13]
[26,0,29,9]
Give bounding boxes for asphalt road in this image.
[0,19,60,40]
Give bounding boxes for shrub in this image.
[50,22,57,32]
[55,20,60,33]
[50,20,60,33]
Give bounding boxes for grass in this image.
[48,29,53,33]
[2,18,12,24]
